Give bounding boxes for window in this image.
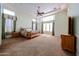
[32,19,36,31]
[49,23,52,32]
[43,15,55,32]
[3,9,15,16]
[47,23,49,31]
[33,23,36,31]
[5,19,13,32]
[32,19,36,22]
[43,24,46,31]
[43,15,55,22]
[43,23,52,32]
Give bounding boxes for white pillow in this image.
[21,29,27,36]
[26,29,32,32]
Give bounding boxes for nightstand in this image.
[12,32,20,38]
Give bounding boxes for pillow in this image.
[20,28,27,36]
[26,28,32,32]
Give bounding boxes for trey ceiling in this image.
[3,3,67,18]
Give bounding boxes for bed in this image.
[20,28,39,39]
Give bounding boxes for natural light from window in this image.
[43,15,55,22]
[3,9,15,16]
[32,19,36,22]
[43,15,55,32]
[43,23,52,32]
[5,19,13,32]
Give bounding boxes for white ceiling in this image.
[3,3,67,18]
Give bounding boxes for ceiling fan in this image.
[36,6,60,17]
[36,6,44,16]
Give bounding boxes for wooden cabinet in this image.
[61,35,76,53]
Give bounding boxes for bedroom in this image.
[0,3,79,56]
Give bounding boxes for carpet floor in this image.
[0,34,73,56]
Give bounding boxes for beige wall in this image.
[0,4,2,45]
[68,4,79,56]
[0,16,1,45]
[16,13,32,32]
[54,10,68,36]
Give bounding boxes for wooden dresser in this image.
[61,35,76,53]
